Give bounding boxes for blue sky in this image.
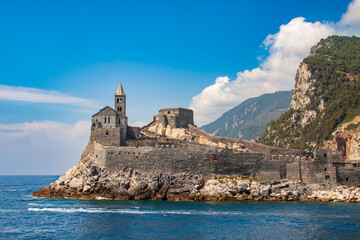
[0,0,359,174]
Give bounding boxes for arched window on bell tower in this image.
[115,83,126,117]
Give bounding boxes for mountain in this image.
[256,35,360,156]
[200,91,292,140]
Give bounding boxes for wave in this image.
[28,203,41,206]
[0,188,29,192]
[0,209,21,213]
[28,207,244,216]
[28,203,56,207]
[95,196,110,200]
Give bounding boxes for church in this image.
[90,84,128,146]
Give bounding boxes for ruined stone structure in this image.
[153,107,194,129]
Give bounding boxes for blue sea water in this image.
[0,176,359,239]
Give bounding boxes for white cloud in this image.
[0,84,100,108]
[130,121,148,127]
[339,0,360,27]
[0,121,91,174]
[190,0,360,126]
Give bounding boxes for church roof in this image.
[92,106,117,117]
[115,83,125,95]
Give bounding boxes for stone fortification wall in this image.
[126,126,141,139]
[213,149,262,175]
[91,139,357,185]
[337,167,360,186]
[286,159,337,185]
[93,142,277,178]
[90,127,121,146]
[98,144,216,175]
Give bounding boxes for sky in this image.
[0,0,359,174]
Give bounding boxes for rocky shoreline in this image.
[33,151,360,203]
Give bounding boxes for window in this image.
[117,98,120,103]
[108,117,110,123]
[119,107,122,111]
[106,131,109,135]
[104,117,106,123]
[324,168,327,172]
[117,107,120,111]
[325,175,330,180]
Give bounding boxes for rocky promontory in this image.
[33,36,360,202]
[33,143,360,203]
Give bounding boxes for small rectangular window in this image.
[108,117,110,123]
[104,117,106,123]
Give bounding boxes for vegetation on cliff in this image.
[256,35,360,150]
[201,91,291,140]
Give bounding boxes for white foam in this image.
[28,203,41,206]
[0,189,28,192]
[0,209,21,213]
[28,207,244,216]
[95,196,110,200]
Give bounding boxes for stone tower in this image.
[115,83,128,139]
[115,83,126,117]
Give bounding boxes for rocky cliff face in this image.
[325,116,360,159]
[257,35,360,154]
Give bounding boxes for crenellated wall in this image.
[90,139,355,185]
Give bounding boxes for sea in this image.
[0,176,359,240]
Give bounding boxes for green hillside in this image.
[201,91,292,140]
[256,35,360,150]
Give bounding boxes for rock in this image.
[31,150,360,203]
[260,185,271,197]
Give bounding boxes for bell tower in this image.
[115,83,126,117]
[115,83,128,141]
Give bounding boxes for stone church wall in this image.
[91,127,121,146]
